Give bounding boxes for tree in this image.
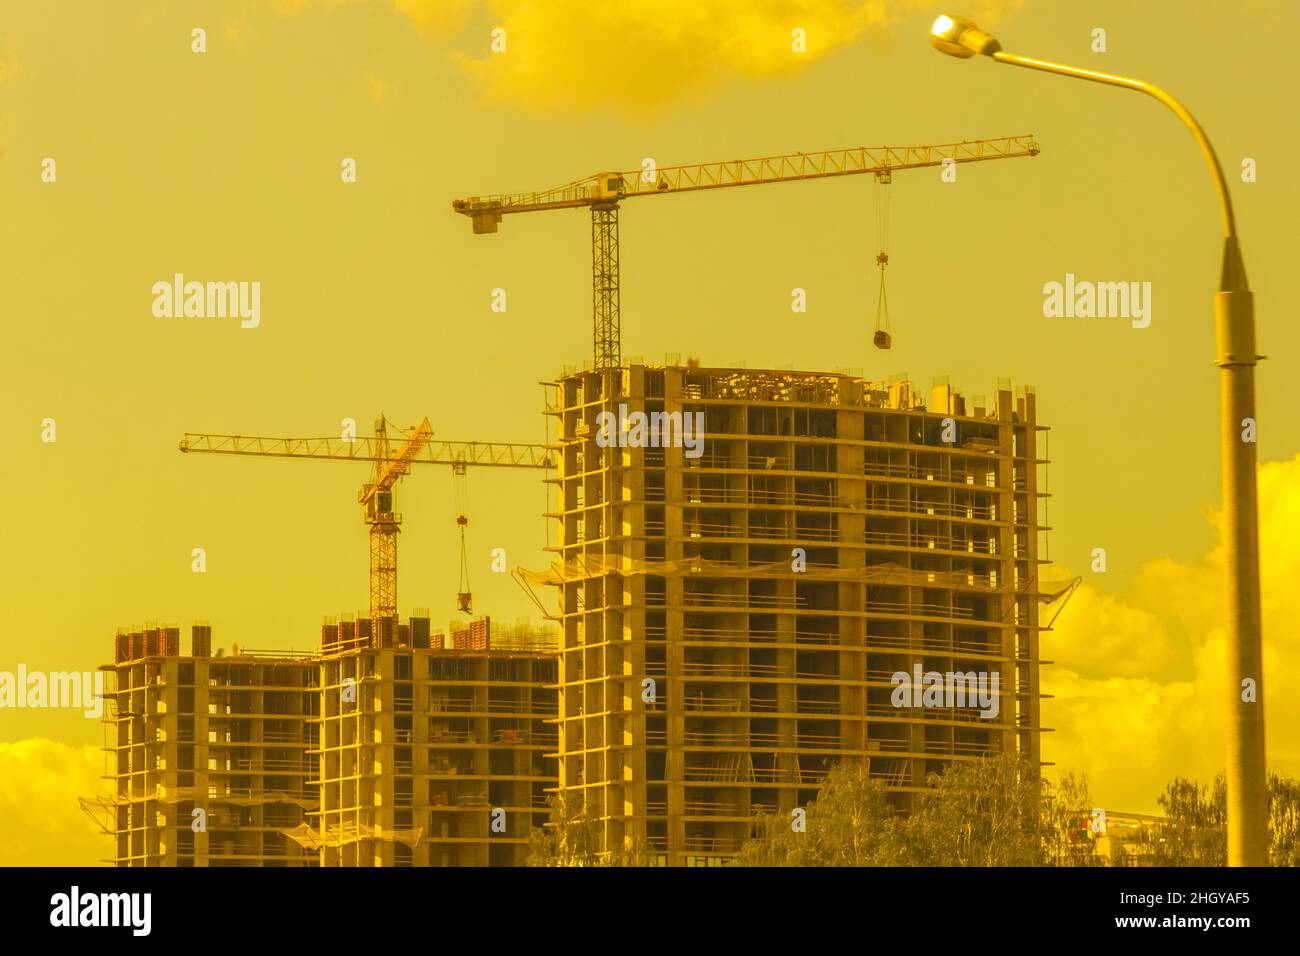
[527,792,656,866]
[903,752,1056,866]
[736,754,1094,866]
[1142,771,1300,866]
[1041,770,1105,867]
[1268,772,1300,866]
[1143,775,1227,866]
[526,792,602,866]
[734,762,901,866]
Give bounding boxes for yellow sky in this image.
[1,0,1297,863]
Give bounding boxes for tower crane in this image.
[178,418,554,623]
[452,135,1040,372]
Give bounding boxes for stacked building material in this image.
[450,616,491,650]
[469,617,490,651]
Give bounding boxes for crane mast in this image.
[358,417,433,621]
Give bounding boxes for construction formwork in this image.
[541,364,1050,865]
[312,615,558,866]
[92,626,319,866]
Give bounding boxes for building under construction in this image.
[88,618,558,867]
[85,625,320,866]
[306,615,557,866]
[89,364,1052,867]
[533,364,1050,865]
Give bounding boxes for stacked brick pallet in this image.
[451,616,490,650]
[112,626,184,662]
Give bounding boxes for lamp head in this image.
[930,15,1002,58]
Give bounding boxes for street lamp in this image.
[930,14,1267,866]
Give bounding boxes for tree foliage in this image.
[528,761,1300,867]
[736,754,1092,866]
[527,792,600,867]
[734,762,901,866]
[1142,775,1227,866]
[904,752,1053,866]
[1269,772,1300,867]
[1042,770,1102,866]
[527,792,655,867]
[1142,771,1300,866]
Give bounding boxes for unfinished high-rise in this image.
[310,615,557,866]
[88,626,319,866]
[543,364,1048,865]
[90,618,558,867]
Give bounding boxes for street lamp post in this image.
[929,14,1267,866]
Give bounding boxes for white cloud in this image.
[0,738,106,866]
[1045,454,1300,812]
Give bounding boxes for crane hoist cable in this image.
[873,170,892,350]
[453,460,472,614]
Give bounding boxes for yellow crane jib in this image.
[451,135,1040,370]
[178,421,554,623]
